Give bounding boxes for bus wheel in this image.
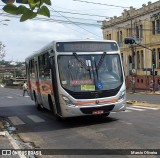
[48,96,63,121]
[34,94,43,111]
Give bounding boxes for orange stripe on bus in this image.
[99,99,117,103]
[75,99,117,106]
[75,101,94,106]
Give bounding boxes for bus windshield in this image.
[58,53,123,92]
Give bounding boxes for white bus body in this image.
[25,40,126,119]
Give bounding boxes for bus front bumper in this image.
[62,101,126,117]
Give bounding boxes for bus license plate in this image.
[92,110,104,115]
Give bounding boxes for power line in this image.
[0,12,102,27]
[52,14,103,22]
[51,10,110,18]
[49,7,103,38]
[0,4,110,18]
[53,5,121,12]
[72,0,129,9]
[0,13,103,38]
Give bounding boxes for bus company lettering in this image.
[70,79,93,86]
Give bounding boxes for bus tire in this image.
[48,96,63,121]
[34,92,43,111]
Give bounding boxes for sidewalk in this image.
[0,117,15,157]
[0,118,27,158]
[0,118,15,151]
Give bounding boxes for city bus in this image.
[25,40,126,119]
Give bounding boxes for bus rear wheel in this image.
[34,93,43,111]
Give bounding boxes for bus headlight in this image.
[62,95,74,106]
[118,91,126,102]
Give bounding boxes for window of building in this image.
[158,48,160,68]
[117,31,123,42]
[152,49,156,68]
[140,25,143,38]
[156,20,160,34]
[109,34,111,40]
[117,31,119,42]
[128,55,132,63]
[141,50,144,69]
[117,31,123,47]
[136,26,139,38]
[137,51,140,69]
[119,31,122,42]
[141,79,143,83]
[152,21,155,35]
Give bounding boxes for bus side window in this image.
[38,55,44,78]
[38,53,50,79]
[29,59,35,79]
[44,53,51,79]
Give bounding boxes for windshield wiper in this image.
[73,52,89,71]
[73,52,92,79]
[96,52,106,70]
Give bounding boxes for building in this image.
[102,1,160,91]
[0,62,26,83]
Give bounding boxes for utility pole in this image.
[127,11,135,92]
[152,51,155,92]
[124,38,156,93]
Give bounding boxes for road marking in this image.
[5,131,26,158]
[119,120,132,125]
[8,116,25,125]
[131,106,158,110]
[27,115,45,123]
[124,110,132,112]
[7,96,13,99]
[126,107,145,111]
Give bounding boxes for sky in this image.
[0,0,158,62]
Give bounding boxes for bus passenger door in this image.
[50,56,62,116]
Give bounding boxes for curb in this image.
[126,100,146,105]
[126,100,160,109]
[128,91,160,95]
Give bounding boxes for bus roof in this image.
[25,39,118,61]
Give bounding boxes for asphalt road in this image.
[0,87,160,158]
[126,92,160,104]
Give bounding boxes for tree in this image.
[1,0,51,22]
[0,42,6,60]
